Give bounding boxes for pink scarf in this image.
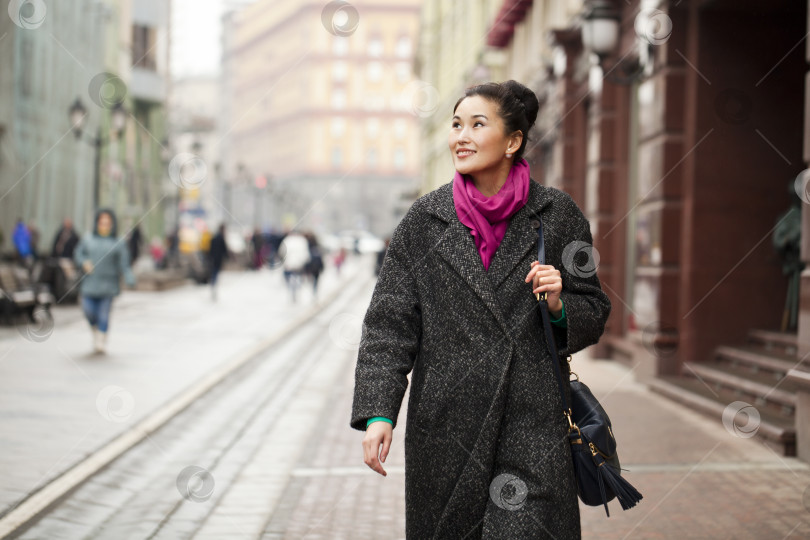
[453,159,531,270]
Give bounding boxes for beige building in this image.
[222,0,422,236]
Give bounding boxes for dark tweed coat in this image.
[350,179,611,539]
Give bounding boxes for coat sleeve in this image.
[350,214,422,431]
[117,240,136,287]
[549,193,611,359]
[73,235,88,267]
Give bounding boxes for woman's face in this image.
[448,95,521,177]
[97,213,112,237]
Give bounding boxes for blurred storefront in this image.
[417,0,809,457]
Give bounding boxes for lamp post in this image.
[69,97,127,210]
[581,0,646,85]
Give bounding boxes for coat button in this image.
[530,219,541,229]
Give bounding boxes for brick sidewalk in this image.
[0,256,370,520]
[264,279,810,539]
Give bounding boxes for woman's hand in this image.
[526,261,563,315]
[362,421,393,476]
[82,260,94,274]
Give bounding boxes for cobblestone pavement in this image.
[0,256,367,522]
[6,267,810,539]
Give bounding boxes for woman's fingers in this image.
[362,423,392,476]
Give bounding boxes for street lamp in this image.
[68,97,127,209]
[581,1,645,85]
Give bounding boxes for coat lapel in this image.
[424,180,554,331]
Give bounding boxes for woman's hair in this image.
[453,80,539,162]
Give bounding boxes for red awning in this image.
[486,0,534,48]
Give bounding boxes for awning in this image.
[486,0,534,48]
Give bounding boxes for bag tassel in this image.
[598,463,643,511]
[596,466,610,517]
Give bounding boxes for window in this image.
[331,147,343,168]
[366,118,379,138]
[331,89,347,110]
[331,118,346,137]
[367,37,383,57]
[393,147,406,170]
[393,119,407,139]
[367,61,383,82]
[366,148,378,169]
[396,62,411,82]
[395,36,412,58]
[332,61,347,82]
[332,37,348,56]
[132,24,156,70]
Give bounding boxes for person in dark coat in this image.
[51,218,80,258]
[350,80,611,539]
[209,224,228,300]
[127,225,142,267]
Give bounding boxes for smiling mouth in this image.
[456,149,475,157]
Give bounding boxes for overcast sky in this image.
[171,0,255,79]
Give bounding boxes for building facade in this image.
[221,0,422,237]
[0,0,169,256]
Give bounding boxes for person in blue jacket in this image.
[74,209,136,353]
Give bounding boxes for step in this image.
[747,329,798,355]
[714,345,799,378]
[648,376,796,456]
[683,362,796,412]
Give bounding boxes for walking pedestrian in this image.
[51,218,79,259]
[279,230,310,303]
[209,224,228,300]
[350,80,611,538]
[304,232,324,297]
[74,209,136,354]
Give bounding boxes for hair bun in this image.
[503,80,539,130]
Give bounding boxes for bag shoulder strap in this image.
[536,219,571,415]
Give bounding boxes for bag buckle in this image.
[564,408,581,441]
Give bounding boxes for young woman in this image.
[351,80,611,538]
[74,209,136,354]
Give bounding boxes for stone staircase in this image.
[649,329,801,456]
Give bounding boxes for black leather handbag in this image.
[535,219,642,516]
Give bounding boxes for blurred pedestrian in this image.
[74,209,136,354]
[333,247,346,275]
[351,80,611,538]
[209,224,229,301]
[12,219,32,267]
[51,218,79,259]
[127,225,142,267]
[375,238,390,276]
[304,232,324,296]
[28,222,40,260]
[251,228,264,269]
[279,230,309,302]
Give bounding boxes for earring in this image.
[506,153,513,158]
